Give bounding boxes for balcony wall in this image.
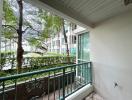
[91,10,132,100]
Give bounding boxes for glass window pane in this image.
[78,32,90,62]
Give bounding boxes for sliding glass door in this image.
[77,32,90,82]
[78,32,90,63]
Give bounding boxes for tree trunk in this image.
[16,0,24,73]
[62,19,70,63]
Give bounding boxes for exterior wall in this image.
[90,10,132,100]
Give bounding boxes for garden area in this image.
[0,0,79,99]
[0,51,75,77]
[0,51,77,100]
[0,0,76,76]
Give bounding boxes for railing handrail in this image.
[0,62,91,81]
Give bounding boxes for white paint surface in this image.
[91,10,132,100]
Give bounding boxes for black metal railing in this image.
[0,62,92,100]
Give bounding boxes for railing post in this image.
[2,81,5,100]
[89,62,92,84]
[62,68,65,100]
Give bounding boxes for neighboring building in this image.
[46,24,86,56]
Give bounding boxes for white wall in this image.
[90,10,132,100]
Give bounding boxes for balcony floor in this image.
[37,90,60,100]
[37,84,77,100]
[85,93,104,100]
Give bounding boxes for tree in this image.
[38,10,70,63]
[15,0,24,73]
[62,19,70,63]
[2,0,50,72]
[27,37,48,52]
[0,0,17,70]
[2,0,71,73]
[3,0,31,73]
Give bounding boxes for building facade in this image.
[46,24,83,56]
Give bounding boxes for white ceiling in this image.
[60,0,132,23]
[26,0,132,28]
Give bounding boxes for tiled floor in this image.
[85,93,104,100]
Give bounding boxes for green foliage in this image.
[44,52,66,56]
[27,37,40,47]
[0,51,15,69]
[27,37,47,51]
[0,63,68,77]
[0,51,15,56]
[0,55,75,72]
[24,56,75,68]
[3,0,17,25]
[38,10,63,37]
[0,71,8,77]
[2,26,16,40]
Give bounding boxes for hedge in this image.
[0,56,75,70]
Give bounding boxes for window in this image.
[72,24,77,30]
[72,35,76,44]
[52,41,55,46]
[56,40,60,47]
[78,32,90,62]
[61,38,65,45]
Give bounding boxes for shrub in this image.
[0,71,8,77]
[0,51,15,70]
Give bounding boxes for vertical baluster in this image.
[90,62,92,84]
[70,67,73,92]
[85,63,88,84]
[74,65,76,90]
[15,80,17,100]
[48,71,50,100]
[79,65,81,85]
[87,63,89,84]
[82,63,84,84]
[2,81,5,100]
[82,64,83,85]
[66,70,69,95]
[35,78,37,89]
[84,63,87,84]
[58,75,60,100]
[54,71,56,100]
[62,68,65,100]
[57,73,60,100]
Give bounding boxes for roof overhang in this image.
[24,0,93,29]
[24,0,132,29]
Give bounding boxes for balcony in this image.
[0,62,92,100]
[1,0,132,99]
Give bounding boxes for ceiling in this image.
[25,0,132,28]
